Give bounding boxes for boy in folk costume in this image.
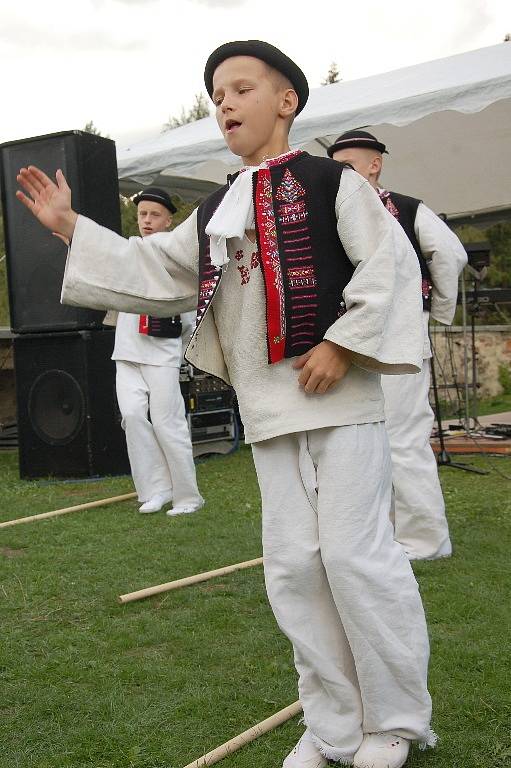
[105,187,203,516]
[17,41,436,768]
[328,130,467,561]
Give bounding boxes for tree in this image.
[452,221,511,324]
[83,120,102,135]
[162,93,211,132]
[120,196,139,238]
[322,62,341,86]
[82,120,110,139]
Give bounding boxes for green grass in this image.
[438,393,511,420]
[477,393,511,417]
[1,447,510,768]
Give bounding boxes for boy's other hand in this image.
[293,340,352,394]
[16,166,78,241]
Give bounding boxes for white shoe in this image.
[354,732,410,768]
[166,498,204,517]
[283,730,327,768]
[139,491,173,514]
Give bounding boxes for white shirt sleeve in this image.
[414,202,467,325]
[61,208,200,317]
[323,169,423,374]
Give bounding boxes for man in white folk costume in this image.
[17,41,438,768]
[105,187,203,516]
[329,130,467,561]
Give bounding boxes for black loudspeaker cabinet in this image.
[13,330,130,479]
[0,131,121,333]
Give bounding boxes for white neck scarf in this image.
[205,151,294,269]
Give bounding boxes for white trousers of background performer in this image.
[115,360,201,507]
[382,359,452,560]
[252,424,434,763]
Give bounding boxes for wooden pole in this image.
[118,556,264,604]
[0,492,137,529]
[182,700,302,768]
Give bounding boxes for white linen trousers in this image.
[382,359,452,560]
[252,423,434,762]
[115,361,201,507]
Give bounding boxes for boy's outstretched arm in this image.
[16,166,199,318]
[17,167,78,241]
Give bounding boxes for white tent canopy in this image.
[117,43,511,220]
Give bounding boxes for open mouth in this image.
[225,119,242,133]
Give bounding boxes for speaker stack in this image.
[0,131,130,479]
[179,370,237,447]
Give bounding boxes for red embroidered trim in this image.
[275,168,306,202]
[287,266,316,288]
[237,264,250,285]
[276,168,321,352]
[197,240,221,326]
[379,189,400,220]
[255,169,286,363]
[199,278,217,300]
[138,315,149,335]
[279,200,307,225]
[233,248,262,286]
[265,149,303,168]
[250,251,261,270]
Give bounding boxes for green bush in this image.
[498,364,511,395]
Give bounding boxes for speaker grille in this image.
[28,369,85,445]
[0,131,121,333]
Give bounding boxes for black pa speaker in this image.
[0,131,121,333]
[13,330,130,479]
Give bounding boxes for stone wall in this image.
[431,325,511,398]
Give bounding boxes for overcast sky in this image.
[1,0,509,149]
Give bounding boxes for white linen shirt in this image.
[112,311,195,367]
[413,202,468,358]
[61,169,424,443]
[414,203,467,326]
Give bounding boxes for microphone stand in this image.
[465,263,488,430]
[430,216,488,473]
[430,326,488,474]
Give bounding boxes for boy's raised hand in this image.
[16,166,78,241]
[293,340,352,394]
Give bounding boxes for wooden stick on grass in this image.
[0,492,137,529]
[182,700,302,768]
[118,556,264,604]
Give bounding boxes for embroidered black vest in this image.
[379,190,432,311]
[196,151,355,364]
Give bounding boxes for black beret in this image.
[327,130,388,158]
[133,186,177,214]
[204,40,309,116]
